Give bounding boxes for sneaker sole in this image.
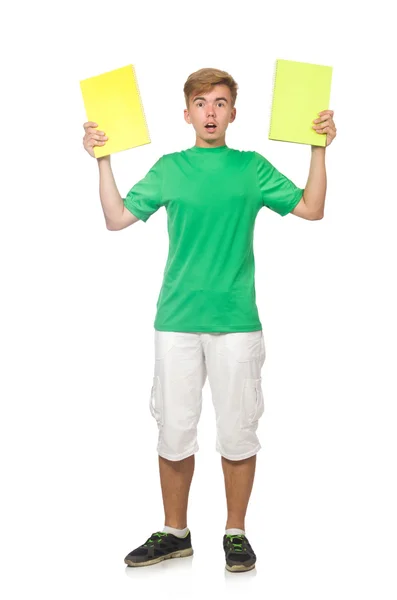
[225,562,256,573]
[125,547,193,567]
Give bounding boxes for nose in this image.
[207,105,215,116]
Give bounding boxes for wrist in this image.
[97,155,111,164]
[97,155,111,169]
[311,145,326,153]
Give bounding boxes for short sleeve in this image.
[123,157,164,222]
[255,151,304,217]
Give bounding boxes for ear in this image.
[184,108,191,124]
[229,107,237,123]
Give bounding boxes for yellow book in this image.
[80,64,150,157]
[269,59,333,146]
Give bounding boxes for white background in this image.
[1,0,396,598]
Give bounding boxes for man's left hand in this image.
[312,110,337,147]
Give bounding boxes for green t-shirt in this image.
[123,145,304,333]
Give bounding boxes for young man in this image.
[83,67,336,573]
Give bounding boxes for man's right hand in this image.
[83,122,108,158]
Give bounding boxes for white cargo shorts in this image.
[149,329,266,462]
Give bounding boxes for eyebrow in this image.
[192,96,229,103]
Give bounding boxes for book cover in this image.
[80,64,150,157]
[269,59,333,146]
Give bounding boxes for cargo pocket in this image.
[240,378,265,429]
[149,375,163,428]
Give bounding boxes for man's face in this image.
[184,84,236,146]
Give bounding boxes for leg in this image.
[222,454,257,530]
[152,330,206,528]
[124,454,195,567]
[202,330,265,532]
[159,454,195,529]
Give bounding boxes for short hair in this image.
[183,67,238,108]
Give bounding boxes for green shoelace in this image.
[226,534,246,553]
[143,532,169,547]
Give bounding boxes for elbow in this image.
[106,221,119,231]
[105,216,121,230]
[312,212,324,220]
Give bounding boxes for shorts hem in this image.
[158,445,199,461]
[218,444,261,461]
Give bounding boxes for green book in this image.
[269,59,333,146]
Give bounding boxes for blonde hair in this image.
[183,67,238,108]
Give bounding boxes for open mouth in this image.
[205,124,217,132]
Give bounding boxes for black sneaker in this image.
[124,530,193,567]
[223,534,256,572]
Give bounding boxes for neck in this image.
[194,134,226,148]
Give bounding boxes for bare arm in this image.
[98,156,139,230]
[291,147,326,220]
[291,110,337,220]
[82,122,139,230]
[302,146,327,219]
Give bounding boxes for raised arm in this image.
[97,156,140,230]
[82,121,140,230]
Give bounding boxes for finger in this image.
[313,119,335,130]
[84,121,99,130]
[90,132,108,141]
[316,114,333,124]
[314,125,334,134]
[313,114,332,124]
[313,122,329,130]
[86,129,106,137]
[84,132,107,143]
[318,110,334,117]
[88,140,107,147]
[83,133,107,146]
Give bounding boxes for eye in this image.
[218,102,225,107]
